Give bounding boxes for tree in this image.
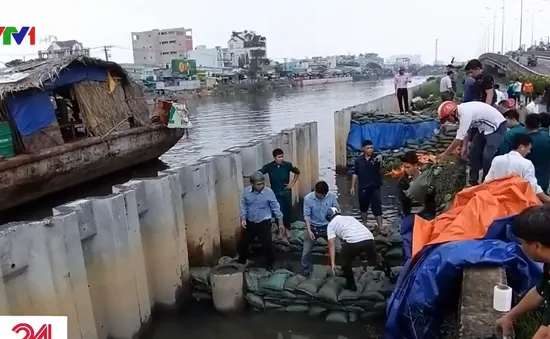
[5,59,23,67]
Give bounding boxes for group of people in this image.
[237,147,393,291]
[435,58,550,337]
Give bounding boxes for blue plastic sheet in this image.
[386,215,543,339]
[6,91,56,137]
[347,120,439,152]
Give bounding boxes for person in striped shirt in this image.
[326,207,394,291]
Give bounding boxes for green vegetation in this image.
[516,310,543,339]
[413,78,441,99]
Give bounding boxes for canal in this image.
[1,77,427,338]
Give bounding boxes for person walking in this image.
[437,100,507,186]
[350,139,384,233]
[259,148,300,238]
[394,66,411,113]
[301,181,340,276]
[325,207,393,291]
[237,171,284,270]
[439,71,455,102]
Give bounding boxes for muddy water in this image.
[2,78,426,338]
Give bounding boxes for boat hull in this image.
[0,125,184,211]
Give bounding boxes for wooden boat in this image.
[0,56,186,211]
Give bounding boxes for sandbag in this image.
[316,277,347,304]
[284,274,307,292]
[385,247,404,260]
[245,268,271,292]
[308,305,328,317]
[264,300,283,310]
[295,277,326,296]
[258,269,293,293]
[348,312,359,323]
[286,304,309,312]
[325,311,348,323]
[291,220,306,230]
[245,293,265,309]
[288,229,305,245]
[359,280,385,302]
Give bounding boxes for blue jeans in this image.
[300,226,341,274]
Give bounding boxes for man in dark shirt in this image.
[259,148,300,238]
[497,206,550,338]
[544,83,550,112]
[350,139,383,233]
[525,114,550,193]
[465,59,495,105]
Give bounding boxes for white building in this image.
[119,63,157,81]
[225,31,267,68]
[131,27,193,65]
[186,45,224,68]
[38,40,90,60]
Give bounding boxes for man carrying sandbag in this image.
[238,171,285,271]
[325,208,394,291]
[396,151,437,220]
[437,100,507,186]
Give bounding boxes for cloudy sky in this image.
[1,0,549,65]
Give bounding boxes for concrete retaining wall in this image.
[0,122,319,339]
[334,82,429,173]
[302,77,353,86]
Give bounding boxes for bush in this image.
[414,78,441,99]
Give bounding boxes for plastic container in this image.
[0,121,15,158]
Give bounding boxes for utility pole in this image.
[103,46,112,61]
[531,10,535,46]
[493,9,497,53]
[434,39,438,65]
[501,0,505,53]
[519,0,524,49]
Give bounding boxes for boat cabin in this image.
[0,56,151,158]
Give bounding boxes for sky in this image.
[1,0,550,65]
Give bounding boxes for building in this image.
[186,45,224,68]
[225,31,267,68]
[119,63,157,81]
[387,54,423,66]
[38,40,90,60]
[131,27,193,65]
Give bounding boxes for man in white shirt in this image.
[325,207,393,291]
[440,71,455,102]
[394,66,412,113]
[438,101,508,185]
[494,84,506,103]
[514,79,523,104]
[485,133,550,204]
[526,93,542,114]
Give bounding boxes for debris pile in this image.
[190,262,403,323]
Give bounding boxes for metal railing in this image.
[479,53,547,77]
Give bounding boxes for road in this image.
[517,55,550,75]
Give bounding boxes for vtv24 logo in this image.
[0,316,67,339]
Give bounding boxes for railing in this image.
[479,53,547,77]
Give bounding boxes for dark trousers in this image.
[396,88,409,112]
[237,219,274,268]
[275,193,292,229]
[440,92,453,102]
[340,239,382,288]
[468,122,508,184]
[358,187,382,216]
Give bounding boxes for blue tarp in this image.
[385,215,543,339]
[6,66,108,137]
[347,120,439,152]
[6,91,56,137]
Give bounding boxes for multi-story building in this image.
[186,45,224,68]
[119,63,157,81]
[225,31,267,68]
[131,27,193,65]
[38,40,90,60]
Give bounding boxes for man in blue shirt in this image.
[238,171,284,270]
[301,180,340,275]
[462,73,480,103]
[350,139,383,233]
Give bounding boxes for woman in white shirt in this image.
[438,100,507,185]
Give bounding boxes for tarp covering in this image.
[6,90,56,136]
[47,66,107,90]
[386,175,543,339]
[347,120,438,152]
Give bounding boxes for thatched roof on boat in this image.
[0,55,132,99]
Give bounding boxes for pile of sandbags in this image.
[350,110,436,124]
[346,122,458,171]
[190,262,403,323]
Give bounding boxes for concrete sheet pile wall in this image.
[0,121,319,339]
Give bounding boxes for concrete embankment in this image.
[0,122,319,339]
[302,77,353,86]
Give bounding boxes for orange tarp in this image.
[412,175,541,258]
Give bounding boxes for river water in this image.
[2,77,427,338]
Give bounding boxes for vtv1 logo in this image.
[0,316,67,339]
[0,27,36,46]
[12,323,51,339]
